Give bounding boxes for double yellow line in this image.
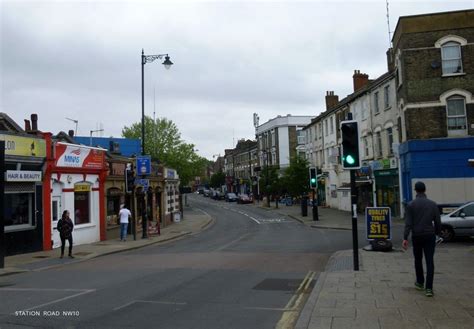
[276,271,316,329]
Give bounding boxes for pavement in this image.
[258,202,474,329]
[0,206,214,277]
[2,200,474,329]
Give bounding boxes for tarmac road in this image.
[0,194,404,329]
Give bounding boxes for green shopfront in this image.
[372,159,400,218]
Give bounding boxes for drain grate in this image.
[33,255,50,259]
[253,278,308,292]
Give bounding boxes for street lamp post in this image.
[141,49,173,156]
[140,49,173,238]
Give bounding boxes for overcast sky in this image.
[1,0,472,159]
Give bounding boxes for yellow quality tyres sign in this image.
[0,134,46,157]
[365,207,392,240]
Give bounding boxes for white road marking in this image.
[243,307,292,311]
[114,300,187,311]
[16,289,96,311]
[215,233,252,251]
[249,217,261,224]
[256,218,289,223]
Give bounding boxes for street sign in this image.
[365,207,391,240]
[134,178,149,190]
[136,156,151,176]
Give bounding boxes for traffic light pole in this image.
[312,189,319,221]
[350,169,359,271]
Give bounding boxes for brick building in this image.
[393,9,474,207]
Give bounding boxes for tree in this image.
[210,171,226,189]
[122,116,207,185]
[259,165,280,197]
[281,155,310,198]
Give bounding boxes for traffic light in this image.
[125,164,135,193]
[309,167,317,189]
[341,120,360,169]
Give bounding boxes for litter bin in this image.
[173,212,181,223]
[301,197,308,217]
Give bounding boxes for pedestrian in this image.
[57,210,74,259]
[402,181,441,297]
[118,204,131,241]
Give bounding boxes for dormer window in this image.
[441,41,463,75]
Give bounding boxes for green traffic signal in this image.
[345,155,355,165]
[309,167,317,188]
[341,120,360,169]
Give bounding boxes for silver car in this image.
[440,201,474,241]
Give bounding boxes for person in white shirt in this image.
[118,204,132,241]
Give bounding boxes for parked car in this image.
[237,194,252,204]
[203,189,211,197]
[225,192,238,202]
[279,196,293,206]
[212,190,225,200]
[440,201,474,241]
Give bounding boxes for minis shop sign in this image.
[55,143,105,169]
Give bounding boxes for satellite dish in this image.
[431,60,441,69]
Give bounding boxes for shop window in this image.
[74,183,91,225]
[5,191,34,232]
[52,196,61,225]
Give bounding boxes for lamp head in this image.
[162,55,173,70]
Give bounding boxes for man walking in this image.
[119,204,131,242]
[402,181,441,297]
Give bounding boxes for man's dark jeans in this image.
[412,235,436,290]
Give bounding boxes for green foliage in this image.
[259,165,280,196]
[281,155,310,197]
[122,116,207,185]
[210,171,226,188]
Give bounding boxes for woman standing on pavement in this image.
[57,210,74,258]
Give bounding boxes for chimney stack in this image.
[325,91,339,110]
[31,114,38,131]
[353,70,369,92]
[24,119,31,131]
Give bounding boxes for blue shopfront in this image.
[399,138,474,212]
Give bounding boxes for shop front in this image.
[355,166,373,212]
[1,133,46,255]
[44,141,107,250]
[104,154,129,240]
[147,162,164,235]
[163,167,180,225]
[372,159,400,217]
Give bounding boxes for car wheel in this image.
[440,226,454,242]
